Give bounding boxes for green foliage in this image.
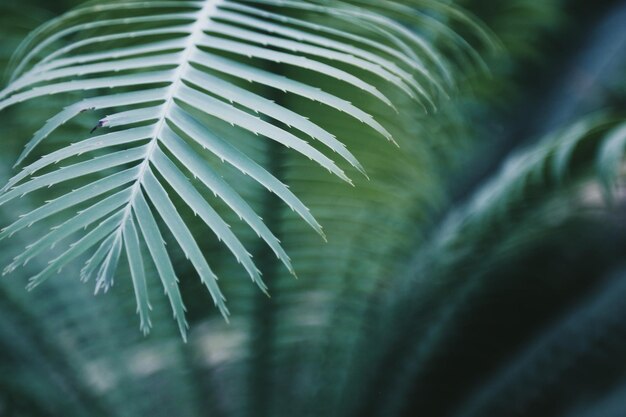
[0,0,489,338]
[0,0,625,417]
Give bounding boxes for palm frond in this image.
[0,0,483,338]
[348,112,626,417]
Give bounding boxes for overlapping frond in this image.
[336,112,626,417]
[441,114,626,238]
[0,0,483,338]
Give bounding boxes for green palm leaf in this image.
[0,0,482,338]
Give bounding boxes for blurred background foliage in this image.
[0,0,626,417]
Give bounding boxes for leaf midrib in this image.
[115,0,222,234]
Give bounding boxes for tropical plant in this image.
[1,0,626,417]
[0,0,493,339]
